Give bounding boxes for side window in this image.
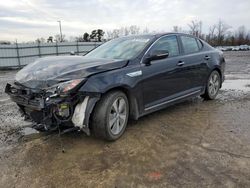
[150,35,179,57]
[181,36,200,54]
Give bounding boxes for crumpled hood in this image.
[15,56,127,89]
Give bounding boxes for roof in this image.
[120,32,195,39]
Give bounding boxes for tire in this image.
[201,70,221,100]
[91,91,129,141]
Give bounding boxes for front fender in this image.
[79,65,142,93]
[79,64,144,120]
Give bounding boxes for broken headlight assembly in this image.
[46,79,85,97]
[57,79,83,94]
[46,79,85,121]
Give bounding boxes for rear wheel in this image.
[201,70,221,100]
[91,91,129,141]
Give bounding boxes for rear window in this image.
[181,36,200,54]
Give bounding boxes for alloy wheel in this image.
[109,97,127,135]
[208,72,220,97]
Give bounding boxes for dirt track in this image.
[0,51,250,187]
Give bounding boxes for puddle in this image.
[226,74,250,80]
[221,79,250,92]
[20,127,40,136]
[18,127,44,142]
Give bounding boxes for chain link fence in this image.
[0,42,103,69]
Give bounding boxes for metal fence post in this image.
[56,42,59,56]
[38,41,41,57]
[16,41,21,68]
[76,41,79,55]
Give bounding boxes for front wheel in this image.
[91,91,129,141]
[201,70,221,100]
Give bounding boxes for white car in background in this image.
[216,46,226,51]
[232,46,240,51]
[239,45,249,51]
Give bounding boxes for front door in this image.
[141,35,190,110]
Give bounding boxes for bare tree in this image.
[142,27,149,34]
[106,29,120,40]
[68,36,77,42]
[206,23,250,46]
[246,31,250,45]
[237,25,247,45]
[124,27,130,36]
[209,25,216,39]
[206,25,217,45]
[215,20,231,46]
[118,27,129,36]
[75,35,84,42]
[106,25,141,40]
[54,34,66,42]
[188,20,202,37]
[172,26,182,33]
[35,37,45,43]
[129,25,140,35]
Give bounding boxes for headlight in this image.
[57,79,83,94]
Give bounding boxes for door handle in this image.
[204,55,210,60]
[177,61,185,66]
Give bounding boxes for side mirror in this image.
[144,50,169,65]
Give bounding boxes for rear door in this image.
[179,35,208,89]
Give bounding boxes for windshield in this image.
[85,36,153,60]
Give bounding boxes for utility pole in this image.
[57,20,63,42]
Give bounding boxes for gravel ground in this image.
[0,51,250,187]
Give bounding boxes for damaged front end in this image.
[5,80,99,135]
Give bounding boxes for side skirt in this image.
[139,90,202,118]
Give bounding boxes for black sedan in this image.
[5,33,225,141]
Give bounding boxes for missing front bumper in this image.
[5,83,100,135]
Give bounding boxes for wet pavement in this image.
[0,51,250,187]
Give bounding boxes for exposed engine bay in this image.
[5,82,99,135]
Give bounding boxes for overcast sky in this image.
[0,0,250,42]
